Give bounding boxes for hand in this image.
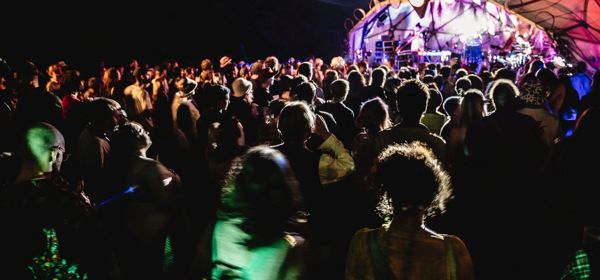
[313,114,331,140]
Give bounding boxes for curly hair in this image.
[375,142,451,218]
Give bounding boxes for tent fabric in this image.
[491,0,600,70]
[348,0,600,70]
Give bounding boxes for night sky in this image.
[1,0,368,71]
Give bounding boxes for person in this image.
[227,78,258,146]
[0,123,120,280]
[440,96,462,142]
[321,69,339,101]
[298,62,325,101]
[317,79,356,148]
[570,61,591,101]
[346,142,474,280]
[345,70,367,115]
[375,79,446,162]
[123,67,153,129]
[99,122,184,280]
[186,146,306,279]
[421,87,447,136]
[517,77,560,146]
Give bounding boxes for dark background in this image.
[1,0,369,72]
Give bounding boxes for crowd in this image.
[0,53,598,279]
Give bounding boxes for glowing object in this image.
[408,0,425,7]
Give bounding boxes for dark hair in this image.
[291,82,316,104]
[455,68,468,79]
[576,61,588,73]
[489,79,519,110]
[330,79,349,101]
[536,68,560,92]
[467,74,483,91]
[204,84,230,110]
[396,79,430,121]
[422,74,434,84]
[440,66,451,79]
[297,62,313,79]
[495,68,517,81]
[322,70,339,100]
[455,76,472,95]
[88,97,123,126]
[356,97,390,134]
[376,142,451,217]
[460,89,485,125]
[110,122,150,156]
[442,96,461,117]
[221,146,302,248]
[370,68,387,87]
[347,70,366,91]
[426,87,443,113]
[278,101,314,143]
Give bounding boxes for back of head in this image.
[461,89,485,123]
[529,60,545,74]
[422,75,434,84]
[427,87,443,113]
[576,61,588,74]
[536,68,560,92]
[204,84,231,110]
[455,68,468,79]
[442,96,461,117]
[440,66,451,79]
[292,82,316,104]
[330,56,346,72]
[278,101,314,143]
[347,70,365,89]
[330,79,349,101]
[455,76,472,95]
[88,97,124,128]
[357,97,390,133]
[396,79,430,121]
[110,122,150,157]
[222,146,301,247]
[494,68,517,82]
[376,142,450,216]
[297,62,313,80]
[467,74,483,91]
[370,68,387,88]
[22,122,65,173]
[489,79,519,111]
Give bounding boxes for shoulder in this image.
[443,234,470,256]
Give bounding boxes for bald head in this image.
[23,122,65,173]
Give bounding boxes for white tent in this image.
[347,0,600,70]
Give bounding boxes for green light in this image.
[561,249,591,279]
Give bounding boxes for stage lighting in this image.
[408,0,425,7]
[443,0,455,4]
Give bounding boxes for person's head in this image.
[347,70,366,90]
[322,69,339,100]
[494,67,517,82]
[221,146,302,248]
[454,76,472,96]
[176,77,198,98]
[422,74,434,85]
[88,97,127,132]
[357,60,369,74]
[440,66,451,79]
[460,89,486,125]
[356,97,391,134]
[133,67,150,85]
[264,56,280,73]
[231,78,253,98]
[426,87,443,113]
[536,68,560,95]
[111,122,152,157]
[396,79,430,123]
[102,67,121,88]
[21,122,65,175]
[376,142,451,217]
[205,84,231,112]
[278,101,315,143]
[576,61,588,74]
[330,56,346,74]
[330,79,349,102]
[489,79,519,111]
[455,68,468,80]
[442,96,461,119]
[433,75,444,90]
[467,74,483,91]
[529,60,545,74]
[291,82,316,105]
[201,59,213,71]
[61,69,82,94]
[297,62,313,80]
[370,68,387,88]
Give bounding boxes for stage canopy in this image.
[347,0,600,71]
